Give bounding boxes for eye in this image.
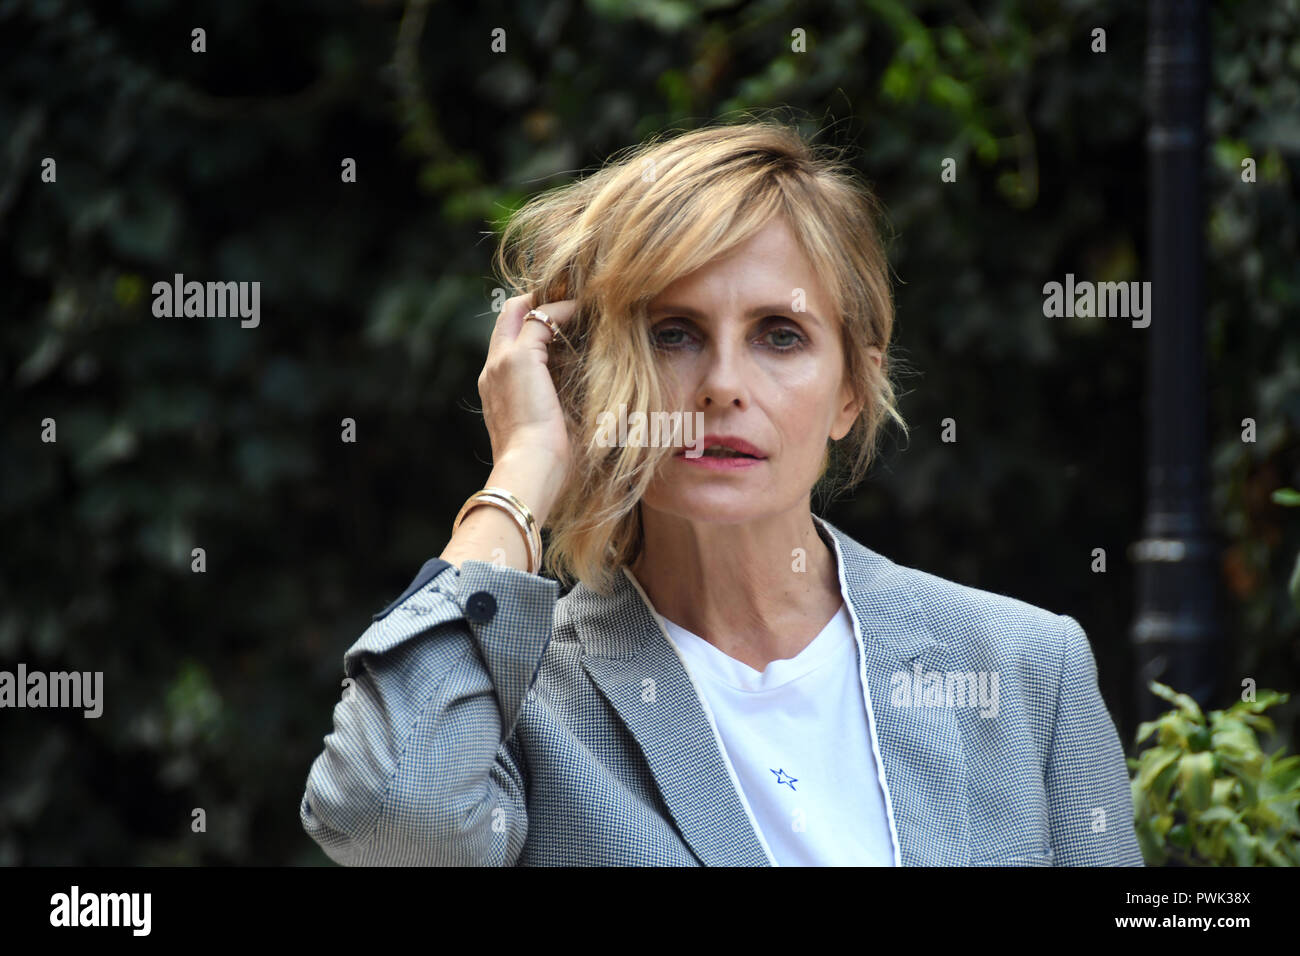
[649,318,808,352]
[650,324,691,349]
[764,325,807,351]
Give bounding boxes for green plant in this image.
[1130,486,1300,865]
[1129,681,1300,865]
[1274,487,1300,613]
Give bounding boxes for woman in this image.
[300,119,1143,866]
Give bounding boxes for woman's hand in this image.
[477,292,578,526]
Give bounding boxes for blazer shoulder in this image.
[872,552,1074,667]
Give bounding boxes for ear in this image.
[829,346,880,440]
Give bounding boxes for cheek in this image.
[762,388,838,456]
[772,358,845,422]
[763,366,838,428]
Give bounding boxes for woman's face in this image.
[640,216,880,525]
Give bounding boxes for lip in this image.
[675,433,768,465]
[675,454,764,470]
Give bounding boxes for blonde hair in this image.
[490,116,907,594]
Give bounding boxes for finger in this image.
[513,299,579,348]
[490,292,534,349]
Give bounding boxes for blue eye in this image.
[766,327,806,350]
[652,327,689,348]
[649,319,808,352]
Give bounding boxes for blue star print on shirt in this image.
[770,768,797,791]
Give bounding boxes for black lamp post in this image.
[1132,0,1224,722]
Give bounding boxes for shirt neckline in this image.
[658,600,850,693]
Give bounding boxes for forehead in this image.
[648,217,831,310]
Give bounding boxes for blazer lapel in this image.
[573,571,772,866]
[568,515,973,867]
[816,516,973,866]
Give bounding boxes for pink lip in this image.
[674,433,767,469]
[675,454,764,470]
[674,433,768,460]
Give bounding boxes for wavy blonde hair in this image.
[490,116,907,595]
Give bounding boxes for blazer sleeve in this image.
[299,557,559,866]
[1045,614,1145,866]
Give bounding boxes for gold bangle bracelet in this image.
[452,493,538,574]
[480,486,542,571]
[451,487,541,574]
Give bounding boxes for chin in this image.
[642,492,772,526]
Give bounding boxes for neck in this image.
[627,505,844,672]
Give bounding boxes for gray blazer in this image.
[300,515,1143,865]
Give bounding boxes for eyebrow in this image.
[648,303,823,325]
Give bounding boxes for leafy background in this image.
[1,0,1296,863]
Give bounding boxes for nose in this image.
[693,335,751,410]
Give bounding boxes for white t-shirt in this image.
[657,600,898,866]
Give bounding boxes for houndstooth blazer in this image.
[300,514,1144,866]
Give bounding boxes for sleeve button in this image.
[465,591,497,624]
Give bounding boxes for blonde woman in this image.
[300,119,1142,866]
